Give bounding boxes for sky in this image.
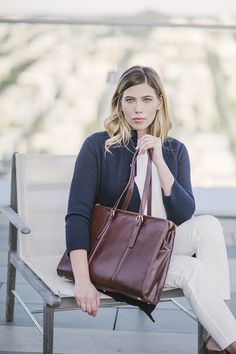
[0,0,236,17]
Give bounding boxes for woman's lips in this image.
[133,118,146,123]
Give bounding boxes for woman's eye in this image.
[144,98,152,102]
[126,98,135,103]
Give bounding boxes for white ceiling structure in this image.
[0,0,236,17]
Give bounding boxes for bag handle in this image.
[139,153,152,215]
[92,149,153,246]
[122,150,152,214]
[112,149,152,216]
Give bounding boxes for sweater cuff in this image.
[66,216,90,252]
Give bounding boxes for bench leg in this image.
[198,321,208,354]
[6,256,16,322]
[6,171,18,323]
[43,303,54,354]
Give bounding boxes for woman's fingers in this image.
[78,299,87,312]
[136,136,160,154]
[89,290,100,317]
[91,298,98,317]
[84,296,99,316]
[85,301,92,316]
[77,297,94,315]
[138,142,155,155]
[74,294,81,308]
[138,142,153,154]
[75,286,100,316]
[136,135,162,161]
[96,291,100,307]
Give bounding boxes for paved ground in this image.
[0,214,236,353]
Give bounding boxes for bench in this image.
[0,153,208,354]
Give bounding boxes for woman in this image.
[65,65,236,353]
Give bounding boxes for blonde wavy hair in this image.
[104,65,172,153]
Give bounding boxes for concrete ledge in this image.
[194,187,236,218]
[0,326,197,354]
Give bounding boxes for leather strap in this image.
[138,152,152,215]
[114,149,152,216]
[122,150,152,215]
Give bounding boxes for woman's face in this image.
[121,83,162,138]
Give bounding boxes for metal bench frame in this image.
[1,153,207,354]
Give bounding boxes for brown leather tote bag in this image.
[57,149,176,305]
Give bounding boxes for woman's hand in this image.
[136,134,164,167]
[136,134,174,196]
[74,279,100,317]
[70,249,100,317]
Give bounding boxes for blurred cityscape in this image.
[0,12,236,187]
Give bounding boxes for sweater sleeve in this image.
[65,137,99,253]
[162,143,195,225]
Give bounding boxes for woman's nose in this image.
[135,101,143,113]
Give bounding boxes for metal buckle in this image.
[108,209,115,220]
[136,215,143,225]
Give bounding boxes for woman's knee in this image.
[196,215,222,229]
[195,215,224,240]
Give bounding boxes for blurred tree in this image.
[205,39,236,172]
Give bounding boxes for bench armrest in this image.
[0,205,31,234]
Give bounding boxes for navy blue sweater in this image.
[66,130,195,253]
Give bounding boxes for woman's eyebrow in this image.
[124,95,154,98]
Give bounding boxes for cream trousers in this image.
[164,215,236,349]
